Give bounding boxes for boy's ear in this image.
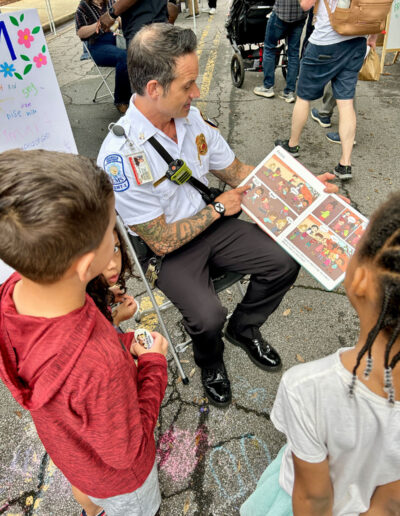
[74,251,96,283]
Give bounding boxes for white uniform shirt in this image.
[271,348,400,515]
[97,100,235,228]
[309,0,362,45]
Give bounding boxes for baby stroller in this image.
[226,0,288,88]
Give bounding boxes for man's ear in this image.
[74,251,96,283]
[146,79,163,99]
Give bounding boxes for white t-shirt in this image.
[97,99,235,228]
[309,0,361,45]
[271,348,400,515]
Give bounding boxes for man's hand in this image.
[316,172,350,203]
[131,332,168,357]
[367,33,378,49]
[99,11,114,32]
[214,185,249,216]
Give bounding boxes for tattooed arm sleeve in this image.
[131,206,219,256]
[210,157,254,188]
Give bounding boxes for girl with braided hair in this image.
[241,192,400,515]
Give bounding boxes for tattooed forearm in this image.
[211,157,254,188]
[131,206,218,256]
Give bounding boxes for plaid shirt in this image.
[273,0,308,23]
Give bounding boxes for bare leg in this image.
[71,485,103,516]
[336,99,356,166]
[289,97,310,147]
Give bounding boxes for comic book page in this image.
[239,146,369,290]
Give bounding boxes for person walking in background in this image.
[253,0,309,103]
[208,0,217,15]
[275,0,377,180]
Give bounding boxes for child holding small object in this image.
[87,226,138,330]
[0,150,168,516]
[241,192,400,515]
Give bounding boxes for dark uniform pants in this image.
[156,218,299,368]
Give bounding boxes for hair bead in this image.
[348,373,357,398]
[363,356,373,379]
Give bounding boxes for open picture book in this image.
[239,146,369,290]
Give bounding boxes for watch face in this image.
[214,202,224,214]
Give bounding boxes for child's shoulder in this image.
[281,349,344,393]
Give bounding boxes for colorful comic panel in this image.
[329,209,365,241]
[242,179,297,237]
[255,155,319,215]
[286,215,354,281]
[314,196,344,225]
[347,222,367,247]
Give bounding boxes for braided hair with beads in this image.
[348,192,400,405]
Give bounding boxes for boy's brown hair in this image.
[0,149,114,283]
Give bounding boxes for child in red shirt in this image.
[0,149,168,516]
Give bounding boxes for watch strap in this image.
[211,201,225,217]
[108,6,117,19]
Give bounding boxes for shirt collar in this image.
[125,95,192,147]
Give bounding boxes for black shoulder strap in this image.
[148,135,215,204]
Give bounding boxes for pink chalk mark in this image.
[17,28,34,48]
[157,426,209,483]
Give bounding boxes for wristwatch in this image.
[108,6,117,19]
[211,201,225,217]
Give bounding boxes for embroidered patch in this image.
[104,154,129,192]
[195,133,208,163]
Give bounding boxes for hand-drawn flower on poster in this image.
[3,12,47,80]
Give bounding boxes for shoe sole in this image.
[326,135,357,146]
[333,170,352,181]
[254,90,275,98]
[311,111,332,128]
[203,392,231,408]
[224,330,282,372]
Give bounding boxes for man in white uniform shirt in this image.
[98,23,337,406]
[275,0,377,181]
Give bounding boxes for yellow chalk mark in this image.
[139,293,167,331]
[33,498,41,509]
[25,496,33,506]
[197,31,221,113]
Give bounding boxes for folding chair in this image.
[82,41,114,104]
[116,215,246,384]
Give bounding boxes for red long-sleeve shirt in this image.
[0,273,168,497]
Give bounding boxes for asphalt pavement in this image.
[0,1,400,515]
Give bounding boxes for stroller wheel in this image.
[231,53,245,88]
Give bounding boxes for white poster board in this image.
[0,9,78,283]
[0,9,77,153]
[381,1,400,71]
[386,0,400,50]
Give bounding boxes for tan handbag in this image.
[314,0,393,36]
[359,48,381,80]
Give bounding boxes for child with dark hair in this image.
[241,192,400,515]
[87,226,138,330]
[0,149,168,516]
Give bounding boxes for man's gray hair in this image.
[128,23,197,95]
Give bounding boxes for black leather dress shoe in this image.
[201,362,231,408]
[224,324,282,371]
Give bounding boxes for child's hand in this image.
[130,332,168,357]
[112,295,137,326]
[109,285,126,303]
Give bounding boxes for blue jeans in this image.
[262,11,306,94]
[88,33,131,105]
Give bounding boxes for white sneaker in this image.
[209,7,216,14]
[279,91,295,103]
[253,86,275,98]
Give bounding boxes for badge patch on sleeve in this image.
[104,154,129,192]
